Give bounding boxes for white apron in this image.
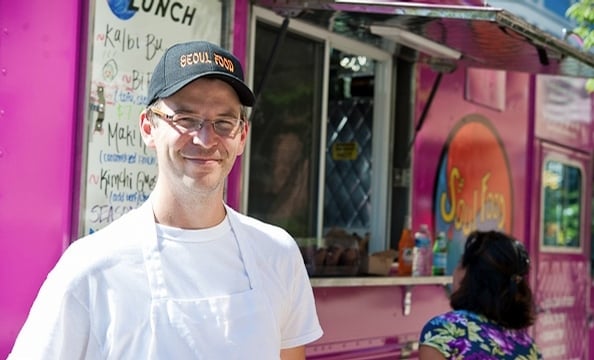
[142,207,281,359]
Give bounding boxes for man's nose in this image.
[190,125,217,146]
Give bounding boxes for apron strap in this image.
[225,206,260,290]
[140,199,169,299]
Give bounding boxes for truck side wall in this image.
[409,64,594,358]
[1,1,591,358]
[0,1,83,357]
[308,285,451,358]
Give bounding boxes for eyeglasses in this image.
[149,108,244,138]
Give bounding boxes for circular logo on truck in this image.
[433,114,513,273]
[107,0,137,20]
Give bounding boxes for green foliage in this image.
[567,1,594,91]
[567,1,594,27]
[587,78,594,92]
[567,1,594,48]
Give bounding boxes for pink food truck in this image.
[2,0,594,358]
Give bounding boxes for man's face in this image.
[141,77,248,196]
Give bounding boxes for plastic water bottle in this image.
[412,224,432,276]
[432,231,448,276]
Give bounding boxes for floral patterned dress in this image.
[419,310,543,359]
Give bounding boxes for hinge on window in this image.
[90,85,105,133]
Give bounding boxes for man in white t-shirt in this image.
[9,40,323,360]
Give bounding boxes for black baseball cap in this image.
[147,41,255,106]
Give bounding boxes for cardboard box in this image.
[360,249,397,275]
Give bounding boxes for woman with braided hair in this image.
[419,230,543,359]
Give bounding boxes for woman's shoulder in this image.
[420,310,489,349]
[420,309,541,359]
[423,309,485,328]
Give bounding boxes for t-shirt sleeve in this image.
[8,251,100,360]
[279,243,323,349]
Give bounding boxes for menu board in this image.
[82,0,222,234]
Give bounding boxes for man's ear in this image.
[140,110,156,148]
[236,120,249,156]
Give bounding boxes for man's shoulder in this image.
[58,207,147,279]
[228,210,301,260]
[74,205,145,247]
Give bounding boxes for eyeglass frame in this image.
[148,107,245,138]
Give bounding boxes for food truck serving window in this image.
[541,159,582,252]
[246,7,393,276]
